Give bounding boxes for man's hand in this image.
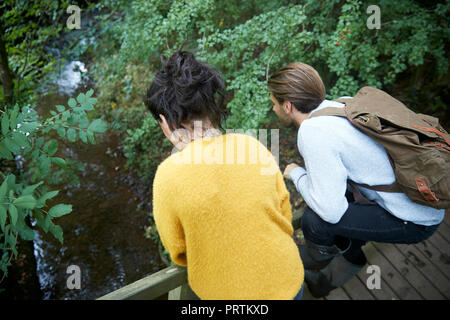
[283,163,300,179]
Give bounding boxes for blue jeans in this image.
[293,284,304,300]
[300,199,440,265]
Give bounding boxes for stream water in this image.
[32,60,163,300]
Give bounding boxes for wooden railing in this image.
[97,207,305,300]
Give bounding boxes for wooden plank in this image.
[373,242,445,300]
[356,265,399,300]
[97,266,187,300]
[443,214,450,228]
[395,243,450,299]
[363,243,401,299]
[325,287,351,300]
[426,229,450,257]
[362,242,422,300]
[342,271,375,300]
[436,221,450,243]
[413,239,450,282]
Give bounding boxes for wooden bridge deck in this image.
[303,214,450,300]
[98,209,450,300]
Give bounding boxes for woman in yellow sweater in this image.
[146,51,304,300]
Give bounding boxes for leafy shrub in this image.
[123,116,170,183]
[0,90,107,280]
[95,0,449,180]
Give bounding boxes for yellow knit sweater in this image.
[152,133,304,300]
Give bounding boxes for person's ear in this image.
[158,114,191,150]
[158,114,174,142]
[282,101,293,114]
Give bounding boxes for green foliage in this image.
[0,91,107,280]
[94,0,449,184]
[123,116,170,183]
[0,0,73,105]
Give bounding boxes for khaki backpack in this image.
[309,86,450,211]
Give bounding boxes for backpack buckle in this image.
[414,177,439,202]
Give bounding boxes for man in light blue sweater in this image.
[267,62,445,298]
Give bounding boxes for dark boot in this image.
[298,239,350,270]
[305,255,365,298]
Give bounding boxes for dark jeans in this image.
[293,284,304,300]
[300,196,441,265]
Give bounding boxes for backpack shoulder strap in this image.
[308,106,347,119]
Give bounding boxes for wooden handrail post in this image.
[168,283,200,300]
[97,265,187,300]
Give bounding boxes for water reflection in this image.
[57,61,88,94]
[32,61,163,299]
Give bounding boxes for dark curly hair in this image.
[145,51,227,131]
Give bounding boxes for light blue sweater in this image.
[289,99,445,226]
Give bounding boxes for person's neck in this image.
[292,110,311,128]
[184,120,222,141]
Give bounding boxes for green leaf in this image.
[0,206,6,231]
[78,130,87,143]
[62,110,70,121]
[13,195,37,209]
[79,118,89,129]
[7,234,17,255]
[36,137,44,149]
[87,130,95,144]
[8,204,18,226]
[3,137,21,154]
[43,139,58,156]
[39,155,51,173]
[87,97,97,107]
[88,119,107,133]
[56,126,66,138]
[56,105,65,112]
[52,157,67,168]
[67,128,77,142]
[10,106,18,130]
[82,101,94,111]
[22,181,44,196]
[77,92,86,105]
[42,214,51,233]
[86,89,94,97]
[30,149,39,161]
[48,204,72,218]
[18,122,39,134]
[11,132,30,148]
[49,223,63,244]
[0,179,8,200]
[6,174,15,190]
[68,98,77,108]
[19,226,35,241]
[2,114,9,135]
[37,190,59,208]
[33,210,44,228]
[0,141,13,160]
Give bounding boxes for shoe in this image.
[305,254,366,298]
[298,239,350,270]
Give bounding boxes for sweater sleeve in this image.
[152,166,187,266]
[289,123,349,224]
[275,170,293,223]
